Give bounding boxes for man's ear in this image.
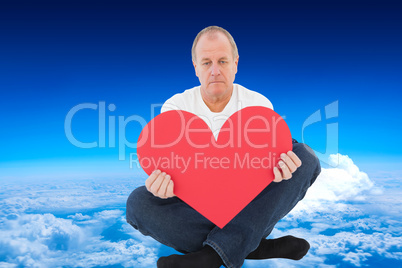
[234,55,239,74]
[193,60,199,77]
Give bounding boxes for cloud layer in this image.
[0,177,159,267]
[0,154,401,267]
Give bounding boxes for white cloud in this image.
[283,153,385,223]
[340,251,371,267]
[0,213,83,266]
[307,153,374,202]
[266,227,402,267]
[68,213,91,221]
[0,211,159,267]
[58,239,157,267]
[94,209,124,220]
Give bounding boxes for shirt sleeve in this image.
[239,85,274,111]
[160,95,183,113]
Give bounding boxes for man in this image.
[126,26,321,268]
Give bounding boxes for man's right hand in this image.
[145,169,176,199]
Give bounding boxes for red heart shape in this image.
[137,106,292,228]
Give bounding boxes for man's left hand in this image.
[273,151,302,182]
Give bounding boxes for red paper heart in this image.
[137,106,292,228]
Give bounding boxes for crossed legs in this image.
[126,143,321,267]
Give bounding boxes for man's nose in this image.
[211,63,221,76]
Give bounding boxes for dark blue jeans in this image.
[126,141,321,268]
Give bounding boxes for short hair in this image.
[191,26,239,62]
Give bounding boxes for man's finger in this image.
[287,151,302,167]
[145,170,160,191]
[150,172,166,195]
[273,167,282,182]
[279,160,292,180]
[166,180,175,198]
[281,153,297,173]
[158,174,171,198]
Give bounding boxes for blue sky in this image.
[0,1,402,267]
[0,0,401,180]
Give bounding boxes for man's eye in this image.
[203,62,210,65]
[220,61,227,64]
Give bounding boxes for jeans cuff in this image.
[203,240,235,268]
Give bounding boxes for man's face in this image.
[193,32,239,100]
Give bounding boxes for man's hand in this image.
[145,169,176,199]
[273,151,302,182]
